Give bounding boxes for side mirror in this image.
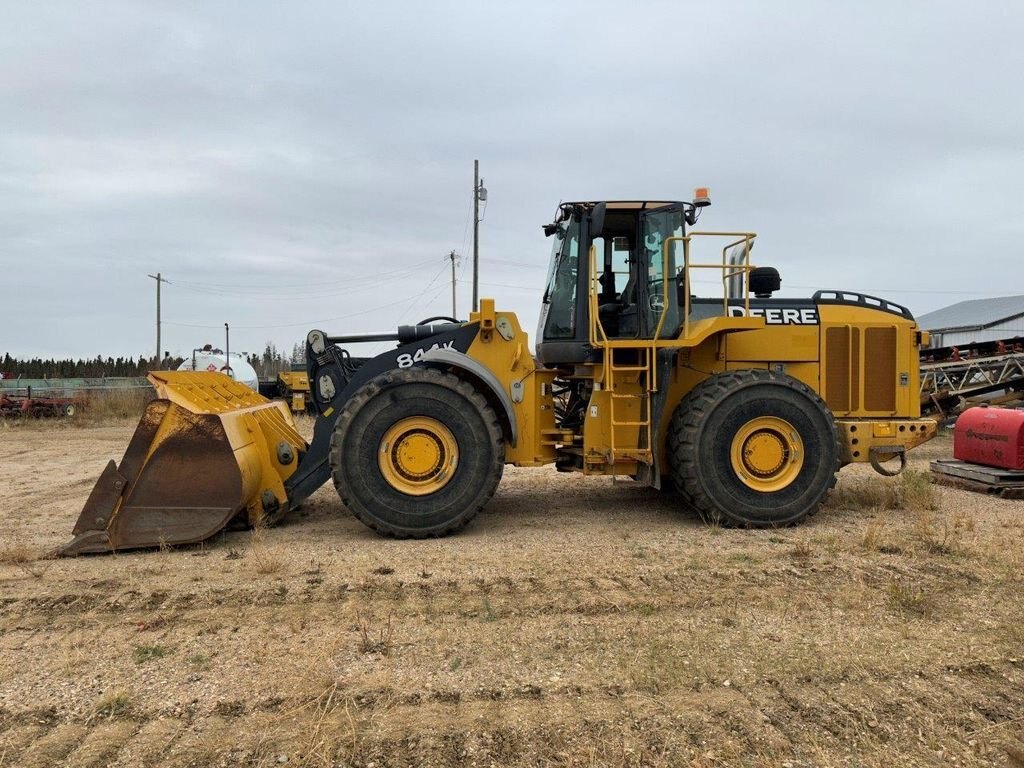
[590,202,607,238]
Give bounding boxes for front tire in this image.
[668,370,840,527]
[330,367,505,537]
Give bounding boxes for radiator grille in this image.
[864,327,897,411]
[851,329,861,412]
[825,327,851,412]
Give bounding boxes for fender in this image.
[420,348,518,447]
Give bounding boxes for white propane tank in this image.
[177,351,259,391]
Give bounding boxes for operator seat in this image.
[615,251,641,337]
[597,249,641,338]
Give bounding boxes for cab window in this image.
[542,219,580,339]
[641,209,685,337]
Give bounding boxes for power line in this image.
[165,257,439,291]
[397,259,451,324]
[165,291,426,331]
[166,258,441,299]
[456,278,537,291]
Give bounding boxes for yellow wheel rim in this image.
[729,416,804,492]
[378,416,459,496]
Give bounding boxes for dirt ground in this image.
[2,419,1024,767]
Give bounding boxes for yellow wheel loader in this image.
[60,194,937,555]
[258,369,313,413]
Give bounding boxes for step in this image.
[611,449,654,463]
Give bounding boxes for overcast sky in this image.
[2,1,1023,361]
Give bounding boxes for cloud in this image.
[2,1,1023,359]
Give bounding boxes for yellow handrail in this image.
[663,232,757,339]
[588,231,758,351]
[585,229,756,470]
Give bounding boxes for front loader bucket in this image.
[60,372,308,556]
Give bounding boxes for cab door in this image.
[638,205,687,339]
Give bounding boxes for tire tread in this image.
[667,369,841,527]
[329,367,504,538]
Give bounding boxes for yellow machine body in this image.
[460,296,935,481]
[60,199,939,553]
[277,370,310,413]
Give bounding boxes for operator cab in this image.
[536,199,696,366]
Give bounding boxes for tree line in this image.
[245,342,305,379]
[2,341,305,380]
[0,353,180,379]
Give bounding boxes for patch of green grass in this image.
[481,596,497,621]
[133,644,172,664]
[885,578,933,618]
[728,551,756,564]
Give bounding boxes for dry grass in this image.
[860,513,888,551]
[912,506,972,555]
[0,541,35,565]
[0,387,153,432]
[356,612,394,655]
[827,467,938,512]
[895,468,940,510]
[249,526,286,575]
[80,388,154,423]
[4,423,1024,767]
[0,540,52,578]
[885,577,934,617]
[91,691,134,721]
[59,635,89,676]
[790,537,814,559]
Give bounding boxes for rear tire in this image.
[668,370,840,527]
[330,367,505,537]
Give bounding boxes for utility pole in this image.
[147,272,168,366]
[472,160,487,312]
[224,323,231,378]
[449,251,457,319]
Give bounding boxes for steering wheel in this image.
[417,315,459,325]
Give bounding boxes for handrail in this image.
[584,229,756,470]
[589,230,758,347]
[663,231,757,338]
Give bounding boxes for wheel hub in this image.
[742,431,787,476]
[730,416,804,492]
[379,416,458,496]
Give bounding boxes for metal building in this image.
[918,295,1024,349]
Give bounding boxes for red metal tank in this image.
[954,407,1024,470]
